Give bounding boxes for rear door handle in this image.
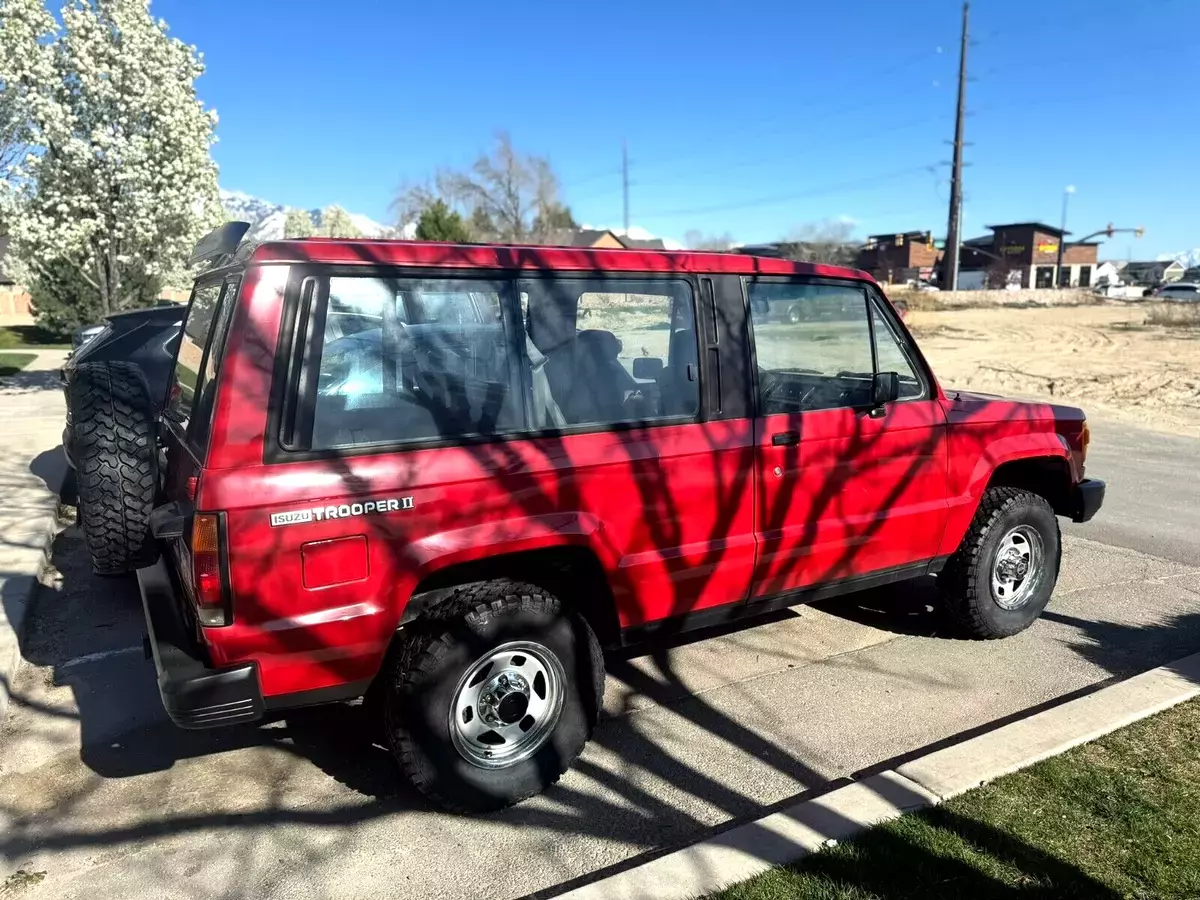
[771,431,800,446]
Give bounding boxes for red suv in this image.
[114,224,1103,811]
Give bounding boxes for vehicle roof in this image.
[247,238,875,282]
[1162,282,1198,289]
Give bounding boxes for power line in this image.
[561,45,950,193]
[637,165,933,220]
[572,113,953,205]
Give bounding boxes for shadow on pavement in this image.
[810,575,964,639]
[29,445,69,501]
[0,367,64,393]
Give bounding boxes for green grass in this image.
[0,352,37,376]
[713,698,1200,900]
[0,324,72,350]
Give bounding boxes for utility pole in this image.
[622,139,630,235]
[943,1,969,292]
[1055,185,1075,287]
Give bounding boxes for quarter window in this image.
[308,277,515,450]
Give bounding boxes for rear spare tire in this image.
[382,579,604,812]
[69,361,159,575]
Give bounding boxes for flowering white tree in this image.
[0,0,221,330]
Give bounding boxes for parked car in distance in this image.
[1156,283,1200,302]
[91,225,1103,813]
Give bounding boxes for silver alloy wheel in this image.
[991,524,1044,610]
[449,641,566,770]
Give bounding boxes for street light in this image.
[1056,185,1075,288]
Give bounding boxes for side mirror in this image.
[872,371,901,408]
[632,357,664,380]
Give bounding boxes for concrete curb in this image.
[555,651,1200,900]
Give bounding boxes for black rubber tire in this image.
[382,579,604,812]
[938,487,1061,639]
[68,361,159,576]
[786,303,803,324]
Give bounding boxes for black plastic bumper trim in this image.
[136,558,265,730]
[1069,478,1106,523]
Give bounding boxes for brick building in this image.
[961,222,1099,289]
[855,231,940,284]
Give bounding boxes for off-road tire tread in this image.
[385,579,602,812]
[939,486,1058,639]
[69,361,158,575]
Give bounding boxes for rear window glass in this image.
[308,277,515,449]
[169,282,222,427]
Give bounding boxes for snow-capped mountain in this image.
[1159,248,1200,268]
[219,189,393,241]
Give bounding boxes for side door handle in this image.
[771,431,800,446]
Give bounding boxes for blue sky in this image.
[157,0,1198,258]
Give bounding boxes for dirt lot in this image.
[907,304,1200,437]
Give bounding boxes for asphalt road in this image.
[1,420,1198,900]
[1063,420,1200,567]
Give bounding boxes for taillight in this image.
[1080,421,1091,465]
[191,513,229,626]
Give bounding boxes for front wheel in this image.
[382,579,604,812]
[938,487,1061,639]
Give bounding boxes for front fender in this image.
[937,430,1070,558]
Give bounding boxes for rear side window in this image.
[520,277,699,428]
[306,276,516,450]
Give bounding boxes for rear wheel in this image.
[68,361,159,575]
[938,487,1061,639]
[786,303,803,324]
[382,579,604,812]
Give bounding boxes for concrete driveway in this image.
[1,420,1198,900]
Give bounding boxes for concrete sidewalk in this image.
[0,351,70,726]
[561,652,1200,900]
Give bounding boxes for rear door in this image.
[747,277,949,598]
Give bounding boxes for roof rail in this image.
[189,221,251,267]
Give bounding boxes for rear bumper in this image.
[1069,478,1106,523]
[136,558,264,729]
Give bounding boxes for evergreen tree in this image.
[283,207,316,238]
[415,199,470,242]
[318,205,361,238]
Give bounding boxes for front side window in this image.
[308,276,515,449]
[748,281,874,414]
[520,277,699,428]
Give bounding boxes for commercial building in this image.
[960,222,1099,289]
[855,231,940,284]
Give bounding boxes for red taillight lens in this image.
[191,513,228,626]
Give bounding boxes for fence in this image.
[0,284,191,325]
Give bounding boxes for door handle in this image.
[771,431,800,446]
